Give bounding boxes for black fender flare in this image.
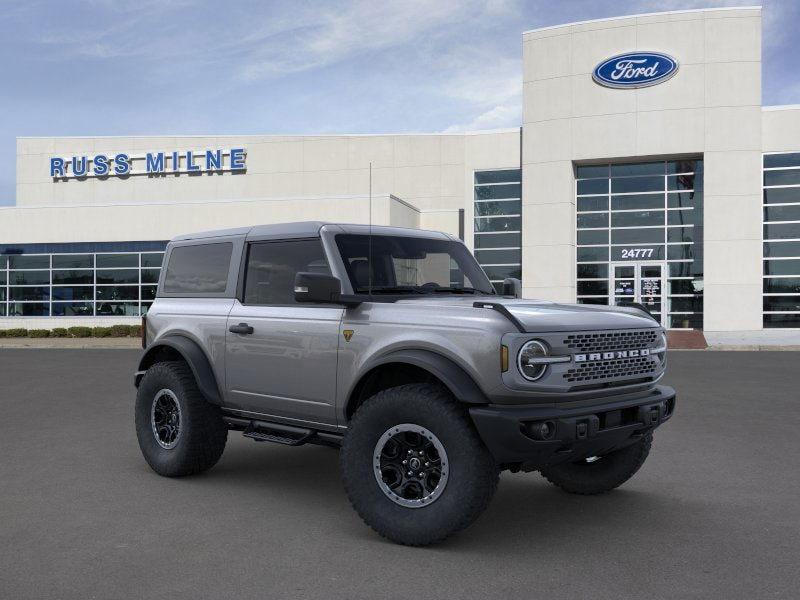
[135,335,223,405]
[353,348,488,406]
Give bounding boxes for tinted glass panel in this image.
[142,285,158,300]
[577,229,608,245]
[763,296,800,312]
[577,179,608,195]
[577,280,608,295]
[668,279,703,295]
[474,170,520,184]
[764,241,800,258]
[578,297,609,305]
[96,286,139,301]
[667,191,702,209]
[52,302,94,316]
[473,233,520,249]
[141,253,164,268]
[8,302,49,316]
[611,194,663,210]
[667,174,697,191]
[474,217,520,232]
[764,153,800,168]
[244,240,330,304]
[52,254,93,269]
[669,262,697,277]
[141,269,160,284]
[577,264,608,279]
[577,213,608,228]
[669,314,703,329]
[96,302,140,316]
[162,243,232,294]
[474,184,521,200]
[10,287,49,301]
[9,271,50,285]
[764,259,800,275]
[610,162,663,176]
[577,196,608,211]
[96,254,138,268]
[52,270,92,284]
[667,245,694,260]
[669,296,703,312]
[763,314,800,327]
[763,278,800,293]
[473,249,521,264]
[610,228,664,244]
[611,211,664,228]
[667,160,702,174]
[52,286,94,301]
[576,165,608,178]
[482,266,521,281]
[668,209,699,226]
[668,227,694,243]
[763,188,800,204]
[0,272,5,285]
[764,223,800,240]
[96,268,139,284]
[764,170,800,187]
[9,255,48,269]
[577,247,608,262]
[764,205,800,222]
[474,200,521,216]
[611,176,663,194]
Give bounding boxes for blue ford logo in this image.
[593,52,678,89]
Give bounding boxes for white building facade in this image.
[2,6,799,339]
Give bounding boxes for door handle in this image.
[229,323,254,335]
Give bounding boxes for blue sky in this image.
[1,0,798,206]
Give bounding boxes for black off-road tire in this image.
[341,383,499,546]
[135,361,227,477]
[540,432,653,495]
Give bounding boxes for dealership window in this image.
[763,153,800,328]
[575,159,704,329]
[474,169,522,293]
[0,244,166,317]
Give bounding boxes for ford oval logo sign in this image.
[593,52,678,89]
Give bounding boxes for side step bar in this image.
[223,415,343,448]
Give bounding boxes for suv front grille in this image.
[563,356,656,383]
[563,329,659,354]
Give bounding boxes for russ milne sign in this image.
[592,52,678,89]
[50,148,246,179]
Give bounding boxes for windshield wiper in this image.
[429,286,482,294]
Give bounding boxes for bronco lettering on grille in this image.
[574,348,651,363]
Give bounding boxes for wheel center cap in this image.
[409,457,421,470]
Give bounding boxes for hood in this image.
[394,295,660,333]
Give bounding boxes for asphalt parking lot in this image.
[1,350,798,599]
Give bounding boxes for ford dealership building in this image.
[2,6,799,341]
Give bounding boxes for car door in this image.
[224,237,343,426]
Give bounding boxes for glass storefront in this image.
[0,242,166,317]
[474,169,522,293]
[575,159,704,329]
[763,153,800,328]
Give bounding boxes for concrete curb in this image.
[0,338,141,349]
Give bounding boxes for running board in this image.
[242,421,314,446]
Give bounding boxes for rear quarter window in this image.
[162,242,233,294]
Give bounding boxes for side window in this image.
[244,239,330,305]
[162,242,233,294]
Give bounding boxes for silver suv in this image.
[134,222,675,546]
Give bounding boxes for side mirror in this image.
[294,272,343,303]
[502,277,522,298]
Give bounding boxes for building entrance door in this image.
[610,262,666,326]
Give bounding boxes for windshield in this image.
[335,234,495,295]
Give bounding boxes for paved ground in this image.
[1,350,798,600]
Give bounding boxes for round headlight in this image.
[517,340,549,381]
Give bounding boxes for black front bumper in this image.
[469,385,676,469]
